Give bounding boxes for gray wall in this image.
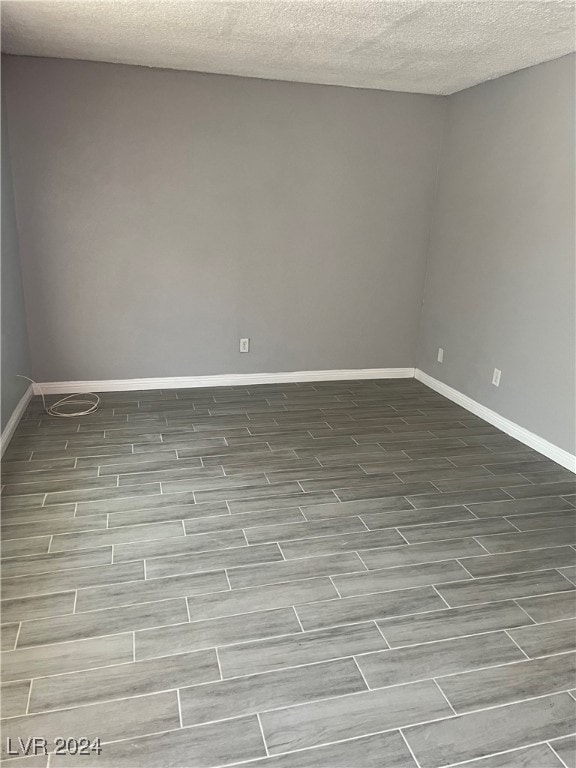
[1,90,31,430]
[3,56,445,381]
[418,55,576,453]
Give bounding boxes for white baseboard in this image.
[34,368,416,396]
[1,384,33,457]
[415,369,576,473]
[30,367,574,473]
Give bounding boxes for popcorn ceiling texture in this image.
[2,0,575,95]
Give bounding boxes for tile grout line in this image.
[503,629,531,660]
[24,676,34,715]
[399,728,424,768]
[432,677,458,715]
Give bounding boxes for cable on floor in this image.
[17,375,100,417]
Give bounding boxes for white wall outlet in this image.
[239,338,250,353]
[492,368,501,387]
[437,347,444,363]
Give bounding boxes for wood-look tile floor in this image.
[1,379,575,768]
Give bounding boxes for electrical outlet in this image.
[492,368,501,387]
[437,347,444,363]
[240,338,250,353]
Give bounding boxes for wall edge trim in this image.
[1,384,33,457]
[415,368,576,473]
[33,368,416,395]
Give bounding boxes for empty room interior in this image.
[1,1,576,766]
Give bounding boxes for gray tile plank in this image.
[194,481,304,505]
[74,490,196,516]
[118,465,225,486]
[362,505,475,529]
[333,559,471,597]
[403,692,576,768]
[245,516,367,544]
[228,490,338,515]
[392,466,493,482]
[264,466,369,485]
[0,504,77,526]
[17,598,188,648]
[1,457,77,473]
[437,570,575,607]
[136,607,301,660]
[507,509,576,531]
[0,624,19,652]
[295,444,388,460]
[218,622,388,678]
[280,528,406,559]
[466,496,574,518]
[29,649,219,713]
[408,488,513,509]
[506,482,576,499]
[295,586,444,631]
[301,497,415,520]
[358,538,486,570]
[477,527,576,554]
[2,476,118,498]
[260,679,452,754]
[301,474,403,493]
[76,450,178,468]
[357,631,525,689]
[107,500,230,528]
[335,481,435,502]
[228,552,365,589]
[44,483,162,507]
[186,577,338,621]
[0,592,75,623]
[49,715,266,767]
[183,507,305,536]
[161,472,269,495]
[429,474,528,492]
[1,634,134,682]
[377,601,534,647]
[145,542,283,579]
[1,537,52,558]
[49,521,185,552]
[1,515,108,541]
[438,652,576,712]
[516,591,576,623]
[404,445,493,460]
[0,691,180,759]
[95,455,200,474]
[460,547,576,579]
[1,495,53,513]
[224,730,418,768]
[2,562,145,600]
[359,457,458,473]
[75,569,229,612]
[181,657,366,727]
[399,517,516,544]
[217,457,320,475]
[509,619,576,658]
[1,680,31,718]
[450,451,548,467]
[113,529,246,562]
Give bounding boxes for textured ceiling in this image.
[2,1,575,95]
